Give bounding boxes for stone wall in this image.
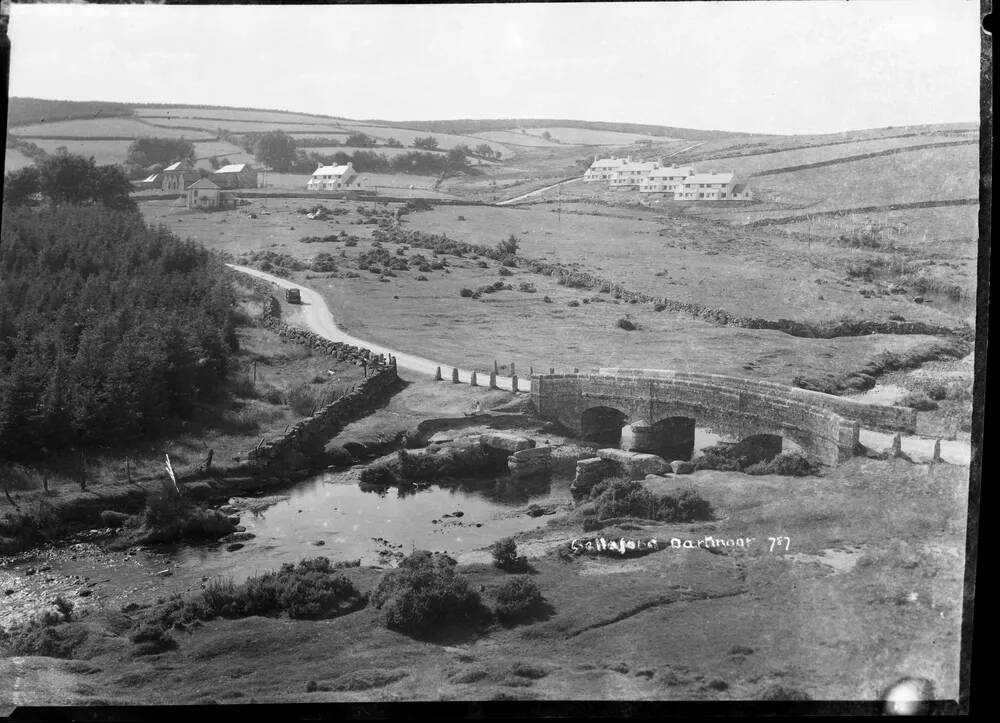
[231,270,401,471]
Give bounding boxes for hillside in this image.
[360,117,744,140]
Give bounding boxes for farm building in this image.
[185,178,237,210]
[134,172,162,191]
[675,172,752,201]
[609,159,661,189]
[584,156,627,182]
[638,166,695,194]
[212,163,258,189]
[161,161,201,192]
[307,162,357,191]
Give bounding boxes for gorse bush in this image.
[371,551,483,635]
[493,576,546,625]
[186,557,364,621]
[490,537,528,572]
[586,478,713,522]
[896,391,939,411]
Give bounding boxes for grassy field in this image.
[336,123,511,157]
[9,117,215,139]
[516,127,676,145]
[142,118,345,135]
[134,107,346,124]
[3,148,34,172]
[27,139,133,166]
[140,199,965,387]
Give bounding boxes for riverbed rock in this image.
[670,460,695,475]
[428,431,455,444]
[481,432,535,453]
[226,543,245,552]
[508,445,553,478]
[597,448,670,479]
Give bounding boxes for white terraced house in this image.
[584,156,627,182]
[676,171,752,201]
[638,165,695,194]
[609,159,661,189]
[307,162,357,191]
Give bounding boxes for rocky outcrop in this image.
[596,449,671,479]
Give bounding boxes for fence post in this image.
[470,371,478,387]
[512,374,519,393]
[435,366,442,381]
[452,368,460,384]
[489,370,497,389]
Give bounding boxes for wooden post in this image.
[470,371,478,387]
[511,375,519,393]
[510,361,516,377]
[205,449,213,472]
[78,453,87,492]
[493,360,499,375]
[489,370,497,389]
[452,368,460,384]
[125,457,132,484]
[42,470,49,493]
[252,360,257,386]
[435,366,442,381]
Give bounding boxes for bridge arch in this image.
[580,406,628,444]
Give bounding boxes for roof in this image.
[140,173,161,183]
[215,163,250,174]
[732,183,747,193]
[311,164,355,177]
[186,178,220,190]
[163,161,194,172]
[589,158,626,169]
[618,161,660,172]
[647,166,694,178]
[683,172,735,185]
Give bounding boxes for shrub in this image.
[617,318,636,331]
[926,383,948,401]
[759,684,812,701]
[359,463,397,487]
[188,558,364,621]
[370,551,483,635]
[459,288,475,298]
[518,282,536,293]
[744,451,820,477]
[567,300,580,307]
[588,478,713,523]
[493,577,546,625]
[99,510,130,528]
[498,266,512,277]
[654,303,667,312]
[230,373,258,399]
[896,392,939,411]
[490,537,528,572]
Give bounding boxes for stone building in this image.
[160,161,200,192]
[211,163,258,189]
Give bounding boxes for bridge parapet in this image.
[598,368,916,433]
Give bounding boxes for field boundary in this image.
[743,198,979,228]
[749,140,977,178]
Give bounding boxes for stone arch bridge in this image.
[530,369,917,466]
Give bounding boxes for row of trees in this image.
[4,152,135,210]
[0,204,239,461]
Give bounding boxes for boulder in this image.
[597,448,670,479]
[571,457,615,497]
[507,446,553,478]
[670,460,695,475]
[481,432,535,453]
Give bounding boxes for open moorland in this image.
[2,97,978,707]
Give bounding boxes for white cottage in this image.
[609,159,661,189]
[307,162,357,191]
[583,157,627,182]
[638,166,695,194]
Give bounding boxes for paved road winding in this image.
[228,264,530,393]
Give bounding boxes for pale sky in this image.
[7,1,984,135]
